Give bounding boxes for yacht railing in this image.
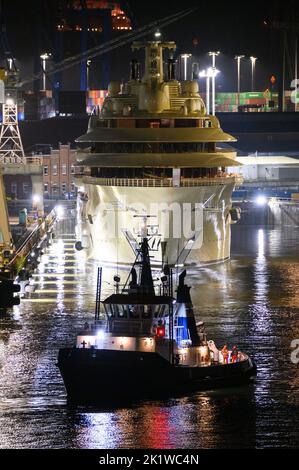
[82,175,243,188]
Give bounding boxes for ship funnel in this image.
[130,59,140,80]
[167,59,176,80]
[192,62,199,80]
[177,270,201,346]
[139,238,155,296]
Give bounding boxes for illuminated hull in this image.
[75,180,236,267]
[58,348,256,403]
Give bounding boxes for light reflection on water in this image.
[0,220,298,448]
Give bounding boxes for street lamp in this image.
[6,97,15,106]
[87,60,92,91]
[199,69,210,114]
[32,194,41,218]
[32,194,40,205]
[154,29,161,39]
[7,58,15,71]
[40,53,51,91]
[199,68,220,115]
[234,55,245,109]
[55,205,64,220]
[181,54,192,81]
[209,51,220,115]
[250,56,257,92]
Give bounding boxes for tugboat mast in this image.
[139,238,155,296]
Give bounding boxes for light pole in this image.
[40,53,51,91]
[295,36,298,112]
[209,51,220,115]
[199,69,210,114]
[87,60,92,91]
[235,55,245,110]
[181,54,192,81]
[206,71,210,115]
[199,68,219,115]
[7,58,15,71]
[250,56,257,92]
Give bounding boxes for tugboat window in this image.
[120,305,127,318]
[143,305,152,318]
[129,306,140,319]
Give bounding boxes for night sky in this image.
[1,0,299,91]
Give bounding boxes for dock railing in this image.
[7,209,56,276]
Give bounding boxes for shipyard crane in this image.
[0,0,20,97]
[0,0,17,73]
[264,0,299,111]
[0,0,24,269]
[19,6,198,87]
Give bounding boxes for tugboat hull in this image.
[58,348,256,404]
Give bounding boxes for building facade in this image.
[42,144,82,199]
[4,174,33,200]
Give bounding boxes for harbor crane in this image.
[0,168,14,271]
[264,0,299,112]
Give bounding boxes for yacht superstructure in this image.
[75,40,242,267]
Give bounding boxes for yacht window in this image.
[150,122,160,129]
[150,60,158,73]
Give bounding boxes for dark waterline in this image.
[0,221,298,449]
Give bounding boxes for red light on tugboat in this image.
[156,326,165,338]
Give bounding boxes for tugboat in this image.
[58,237,256,403]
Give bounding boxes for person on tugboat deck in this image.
[221,344,229,364]
[174,354,180,366]
[231,345,239,363]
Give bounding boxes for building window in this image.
[62,164,67,175]
[52,184,58,194]
[11,183,17,195]
[44,165,48,176]
[53,164,58,176]
[44,183,48,193]
[62,183,67,193]
[71,183,75,192]
[70,165,75,174]
[23,183,29,195]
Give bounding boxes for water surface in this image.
[0,220,298,448]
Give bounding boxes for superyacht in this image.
[75,40,242,267]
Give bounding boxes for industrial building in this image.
[228,154,299,200]
[41,144,83,199]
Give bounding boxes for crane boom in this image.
[19,6,198,87]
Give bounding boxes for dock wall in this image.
[235,200,299,227]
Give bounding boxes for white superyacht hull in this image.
[75,179,236,267]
